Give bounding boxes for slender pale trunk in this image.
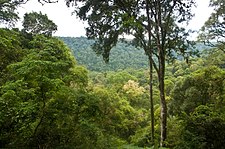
[153,0,167,146]
[146,0,169,146]
[149,55,154,142]
[159,48,167,147]
[146,0,155,143]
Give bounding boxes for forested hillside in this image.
[60,37,149,71]
[1,27,224,148]
[60,37,210,72]
[1,0,225,148]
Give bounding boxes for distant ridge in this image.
[59,37,211,72]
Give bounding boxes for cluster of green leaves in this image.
[165,50,225,148]
[0,0,19,26]
[22,11,58,36]
[0,28,90,148]
[0,0,57,37]
[0,28,26,85]
[198,0,225,51]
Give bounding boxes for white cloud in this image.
[186,0,213,39]
[188,0,213,30]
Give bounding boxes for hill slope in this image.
[60,37,210,72]
[60,37,148,71]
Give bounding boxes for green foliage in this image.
[177,105,225,149]
[165,117,184,148]
[1,0,225,146]
[0,0,19,26]
[165,50,225,148]
[22,11,57,36]
[0,28,152,148]
[121,144,154,149]
[65,1,196,145]
[0,32,88,148]
[198,0,225,51]
[60,37,209,72]
[106,71,138,88]
[60,37,149,71]
[0,28,27,86]
[169,66,225,115]
[201,49,225,68]
[1,26,225,148]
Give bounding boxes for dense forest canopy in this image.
[60,36,211,72]
[0,0,225,148]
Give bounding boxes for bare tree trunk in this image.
[148,56,154,143]
[145,1,155,144]
[159,49,167,147]
[160,87,167,147]
[153,0,167,145]
[146,1,155,144]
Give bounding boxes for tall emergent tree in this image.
[198,0,225,51]
[66,0,196,146]
[22,11,57,36]
[0,0,20,26]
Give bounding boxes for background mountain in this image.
[60,37,210,72]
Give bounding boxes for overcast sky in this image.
[16,0,213,38]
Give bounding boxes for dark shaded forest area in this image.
[0,0,225,148]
